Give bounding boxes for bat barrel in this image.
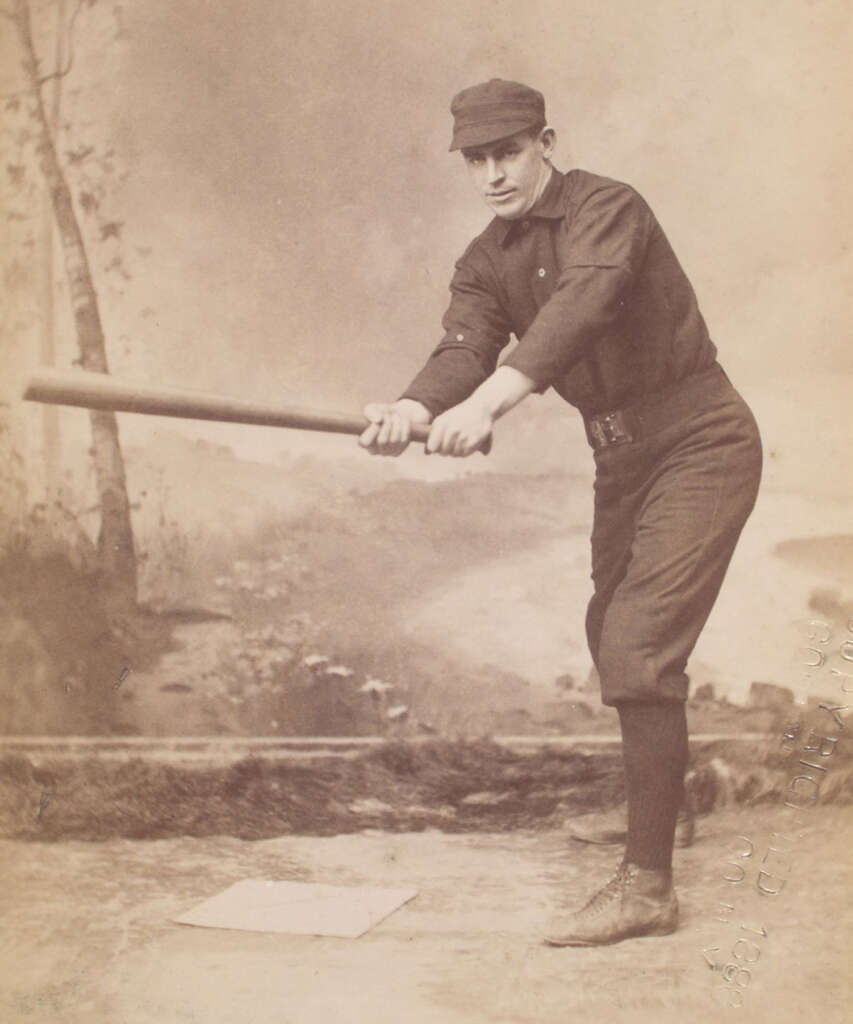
[23,369,431,442]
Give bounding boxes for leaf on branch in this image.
[6,164,25,185]
[104,254,131,279]
[5,97,20,112]
[79,190,99,214]
[66,144,94,165]
[99,220,123,241]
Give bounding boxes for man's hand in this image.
[358,399,432,456]
[427,400,494,457]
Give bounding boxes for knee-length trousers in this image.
[584,364,763,706]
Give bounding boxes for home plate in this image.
[173,880,418,939]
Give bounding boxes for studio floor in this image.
[1,805,850,1024]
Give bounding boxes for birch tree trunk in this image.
[12,0,137,610]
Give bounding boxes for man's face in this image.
[461,128,554,220]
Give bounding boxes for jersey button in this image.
[537,267,547,278]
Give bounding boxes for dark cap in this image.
[449,78,546,152]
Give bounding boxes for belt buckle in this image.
[590,410,634,449]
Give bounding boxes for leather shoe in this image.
[544,862,678,947]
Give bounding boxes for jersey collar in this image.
[496,168,571,247]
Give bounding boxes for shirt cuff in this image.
[501,348,552,393]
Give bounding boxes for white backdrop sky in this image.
[109,0,852,395]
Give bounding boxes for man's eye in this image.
[466,154,484,165]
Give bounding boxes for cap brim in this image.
[449,117,540,152]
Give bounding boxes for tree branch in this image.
[36,63,73,86]
[35,0,85,88]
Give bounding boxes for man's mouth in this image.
[487,188,515,199]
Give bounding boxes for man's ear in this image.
[539,126,556,160]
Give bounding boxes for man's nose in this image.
[486,157,504,184]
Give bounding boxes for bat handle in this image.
[408,423,431,444]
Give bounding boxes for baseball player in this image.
[360,79,761,946]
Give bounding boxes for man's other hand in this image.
[358,399,432,456]
[427,400,494,457]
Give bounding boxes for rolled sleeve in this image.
[503,185,653,388]
[400,245,511,415]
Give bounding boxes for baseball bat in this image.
[22,368,435,442]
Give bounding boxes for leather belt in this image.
[586,409,636,449]
[583,363,726,452]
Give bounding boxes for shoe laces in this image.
[577,863,636,916]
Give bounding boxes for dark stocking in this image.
[616,700,689,871]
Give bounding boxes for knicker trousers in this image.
[584,364,762,706]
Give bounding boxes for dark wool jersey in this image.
[401,168,718,419]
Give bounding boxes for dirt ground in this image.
[1,804,851,1024]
